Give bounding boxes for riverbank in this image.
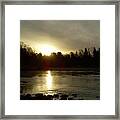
[20,93,100,100]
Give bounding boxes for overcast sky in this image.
[20,20,100,53]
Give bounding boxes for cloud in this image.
[20,20,100,52]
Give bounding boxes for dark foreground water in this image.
[20,68,100,100]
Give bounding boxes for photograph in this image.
[2,0,118,118]
[20,20,100,100]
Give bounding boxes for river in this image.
[20,68,100,100]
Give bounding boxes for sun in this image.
[37,44,58,55]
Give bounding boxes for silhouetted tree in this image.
[20,42,100,71]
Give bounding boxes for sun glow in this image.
[37,44,58,55]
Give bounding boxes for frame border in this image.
[0,0,119,119]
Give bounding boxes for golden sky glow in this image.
[35,44,58,55]
[21,20,100,54]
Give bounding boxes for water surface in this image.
[20,69,100,100]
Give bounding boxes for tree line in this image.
[20,42,100,71]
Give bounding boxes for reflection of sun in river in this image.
[46,71,53,90]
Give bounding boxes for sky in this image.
[20,20,100,55]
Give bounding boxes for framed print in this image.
[0,0,119,119]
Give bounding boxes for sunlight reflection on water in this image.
[46,70,53,90]
[21,70,100,99]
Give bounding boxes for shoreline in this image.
[20,93,100,100]
[21,67,100,72]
